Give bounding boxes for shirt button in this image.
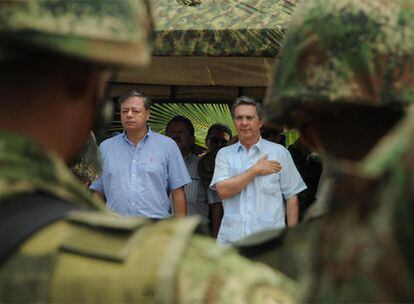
[132,174,135,177]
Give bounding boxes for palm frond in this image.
[148,103,235,147]
[109,102,298,148]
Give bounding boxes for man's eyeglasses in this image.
[234,115,257,122]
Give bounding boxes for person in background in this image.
[210,96,306,245]
[165,116,210,226]
[198,123,232,237]
[91,90,190,219]
[261,126,286,147]
[288,137,322,220]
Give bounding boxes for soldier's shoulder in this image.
[48,214,204,302]
[233,218,324,280]
[5,210,298,303]
[53,213,298,303]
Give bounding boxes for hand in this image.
[252,154,282,176]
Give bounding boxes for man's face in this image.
[120,96,150,134]
[166,121,194,156]
[206,129,230,152]
[233,104,262,144]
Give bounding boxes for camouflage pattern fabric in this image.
[0,130,102,210]
[243,0,414,302]
[151,0,297,57]
[305,105,414,302]
[265,0,414,126]
[70,132,102,186]
[0,0,152,67]
[236,216,324,293]
[0,130,298,302]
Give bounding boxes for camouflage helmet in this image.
[264,0,414,127]
[0,0,152,67]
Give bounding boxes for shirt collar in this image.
[236,136,264,153]
[122,126,151,146]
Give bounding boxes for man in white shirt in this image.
[210,96,306,245]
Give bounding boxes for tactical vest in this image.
[0,193,201,303]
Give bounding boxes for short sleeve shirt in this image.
[90,129,191,218]
[210,138,306,244]
[182,153,209,224]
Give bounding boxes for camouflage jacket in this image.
[0,131,297,303]
[0,130,102,209]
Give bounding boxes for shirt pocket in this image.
[256,174,281,221]
[259,173,280,195]
[141,155,165,177]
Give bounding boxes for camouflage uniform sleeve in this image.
[177,236,297,303]
[1,213,297,303]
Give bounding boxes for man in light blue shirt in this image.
[210,96,306,244]
[90,90,190,218]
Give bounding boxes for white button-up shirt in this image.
[210,138,306,245]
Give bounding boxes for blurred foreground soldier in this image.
[0,1,296,303]
[70,132,102,187]
[236,0,414,302]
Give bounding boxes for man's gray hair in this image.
[231,96,262,119]
[118,89,152,110]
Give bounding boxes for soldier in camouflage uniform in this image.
[0,1,296,303]
[303,107,414,302]
[237,0,414,302]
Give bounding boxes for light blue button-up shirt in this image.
[90,129,191,218]
[210,137,306,245]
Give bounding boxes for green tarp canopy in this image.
[109,0,297,103]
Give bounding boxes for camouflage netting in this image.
[151,0,297,57]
